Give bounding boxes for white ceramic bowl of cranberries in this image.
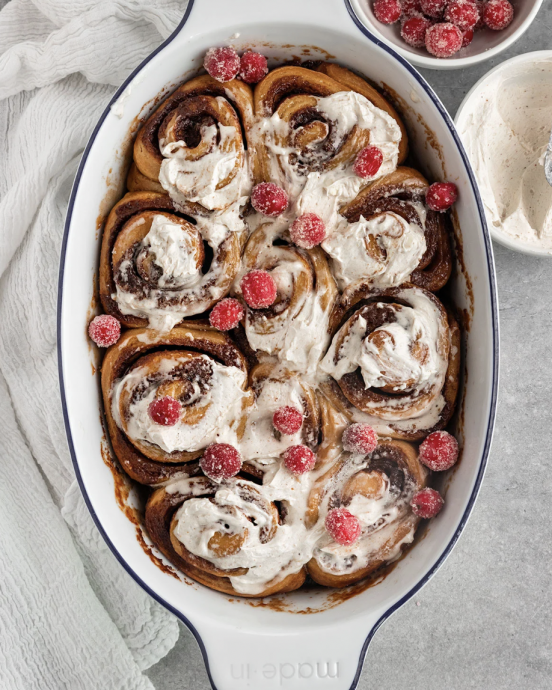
[58,0,498,687]
[350,0,544,69]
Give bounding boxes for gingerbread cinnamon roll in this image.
[234,222,338,374]
[326,167,452,292]
[320,284,460,440]
[306,439,428,587]
[99,192,244,330]
[145,476,307,596]
[101,326,253,485]
[132,75,254,210]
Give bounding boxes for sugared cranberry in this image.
[203,46,240,83]
[420,0,447,17]
[401,0,422,16]
[483,0,514,30]
[401,16,433,47]
[283,445,316,474]
[462,28,474,46]
[273,406,303,435]
[88,314,121,347]
[240,51,268,84]
[426,181,458,210]
[373,0,402,23]
[353,146,384,179]
[325,508,361,545]
[419,431,459,471]
[251,182,289,217]
[474,0,487,28]
[209,298,244,331]
[445,0,480,30]
[342,423,378,455]
[200,443,242,481]
[148,397,182,426]
[425,23,463,57]
[290,213,326,249]
[240,269,277,309]
[411,488,444,518]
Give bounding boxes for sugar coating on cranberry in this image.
[283,445,316,474]
[426,181,458,211]
[401,16,432,47]
[325,508,362,545]
[290,213,326,249]
[353,146,384,179]
[201,443,242,481]
[251,182,289,217]
[240,51,268,84]
[411,488,444,518]
[209,298,244,331]
[419,431,459,471]
[425,23,463,57]
[373,0,402,24]
[240,270,277,309]
[88,314,121,347]
[445,0,480,30]
[273,406,303,435]
[401,0,422,16]
[420,0,447,18]
[483,0,514,30]
[342,423,378,455]
[462,28,474,47]
[203,46,240,83]
[148,397,182,426]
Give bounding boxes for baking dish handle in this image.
[180,0,355,35]
[196,616,379,690]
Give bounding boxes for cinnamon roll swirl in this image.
[306,439,428,587]
[320,284,460,440]
[132,75,254,211]
[101,326,253,485]
[99,192,244,330]
[234,222,337,374]
[145,476,307,596]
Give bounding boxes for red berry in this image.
[426,181,458,210]
[445,0,479,30]
[474,1,486,28]
[283,445,316,474]
[401,16,432,47]
[342,423,378,455]
[209,298,244,331]
[200,443,242,481]
[425,22,463,57]
[411,488,444,518]
[401,0,422,16]
[419,431,459,471]
[462,28,474,46]
[148,397,182,426]
[273,406,303,435]
[239,51,268,84]
[353,146,384,179]
[240,269,277,309]
[373,0,402,24]
[203,46,240,83]
[251,182,289,217]
[88,314,121,347]
[325,508,361,545]
[483,0,513,30]
[290,213,326,248]
[420,0,447,17]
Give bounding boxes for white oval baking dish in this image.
[58,1,499,688]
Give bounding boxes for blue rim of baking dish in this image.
[57,1,499,687]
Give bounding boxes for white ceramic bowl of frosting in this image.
[350,0,544,70]
[58,0,499,688]
[456,51,552,256]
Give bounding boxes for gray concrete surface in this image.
[144,7,552,690]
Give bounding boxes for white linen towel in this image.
[0,1,190,688]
